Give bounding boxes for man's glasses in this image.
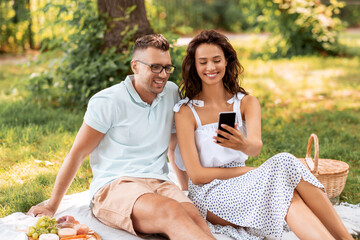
[135,60,176,74]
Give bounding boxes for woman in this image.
[173,30,353,240]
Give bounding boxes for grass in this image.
[241,55,360,203]
[0,59,89,216]
[0,31,359,219]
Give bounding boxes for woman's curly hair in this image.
[180,30,247,99]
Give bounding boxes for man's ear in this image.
[131,60,138,74]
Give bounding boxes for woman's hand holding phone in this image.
[214,123,248,151]
[216,112,236,142]
[214,112,248,151]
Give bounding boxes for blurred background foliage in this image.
[0,0,359,108]
[1,0,359,53]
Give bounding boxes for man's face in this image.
[131,47,172,100]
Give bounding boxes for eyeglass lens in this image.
[151,64,175,74]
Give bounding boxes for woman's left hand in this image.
[213,123,247,151]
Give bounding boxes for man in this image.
[28,34,215,240]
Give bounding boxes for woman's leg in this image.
[206,210,237,227]
[206,191,334,240]
[296,180,354,240]
[286,190,335,240]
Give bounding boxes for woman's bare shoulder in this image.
[175,104,197,128]
[241,94,261,116]
[176,103,192,116]
[242,94,260,107]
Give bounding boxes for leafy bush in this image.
[28,0,185,108]
[339,3,360,28]
[149,0,346,58]
[147,0,264,34]
[28,1,134,108]
[257,0,345,58]
[0,0,31,52]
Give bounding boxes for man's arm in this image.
[168,133,189,190]
[27,122,105,217]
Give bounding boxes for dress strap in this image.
[228,93,245,127]
[173,98,204,128]
[188,104,202,128]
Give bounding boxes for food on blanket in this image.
[58,234,87,239]
[27,215,99,240]
[28,216,58,239]
[39,233,60,240]
[73,224,90,235]
[56,215,90,236]
[57,215,78,228]
[58,228,77,238]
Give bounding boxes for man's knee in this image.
[133,194,188,221]
[157,198,188,220]
[181,202,205,224]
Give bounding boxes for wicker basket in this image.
[298,133,349,199]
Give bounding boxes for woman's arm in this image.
[168,133,189,190]
[214,95,263,156]
[175,106,255,185]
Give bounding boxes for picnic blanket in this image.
[1,166,359,240]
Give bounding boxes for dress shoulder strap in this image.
[173,98,203,128]
[188,104,202,128]
[229,92,246,127]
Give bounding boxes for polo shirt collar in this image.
[124,75,168,107]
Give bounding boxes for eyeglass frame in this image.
[135,60,176,74]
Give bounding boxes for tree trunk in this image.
[27,0,34,49]
[97,0,154,51]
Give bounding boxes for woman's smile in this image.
[195,43,227,85]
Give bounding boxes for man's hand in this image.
[26,123,105,219]
[27,204,56,217]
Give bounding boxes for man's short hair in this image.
[132,34,169,57]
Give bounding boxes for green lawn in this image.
[0,31,359,218]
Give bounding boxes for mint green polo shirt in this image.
[84,75,180,198]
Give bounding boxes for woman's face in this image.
[195,43,227,87]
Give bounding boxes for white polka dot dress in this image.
[189,153,324,239]
[173,93,325,239]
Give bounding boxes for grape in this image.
[28,216,58,239]
[35,221,41,229]
[32,232,39,239]
[28,227,36,235]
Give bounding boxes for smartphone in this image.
[217,112,236,143]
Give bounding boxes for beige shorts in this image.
[91,176,192,236]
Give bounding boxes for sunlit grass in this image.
[0,31,359,218]
[0,58,89,217]
[241,56,360,112]
[240,54,360,204]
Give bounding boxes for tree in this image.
[30,0,157,107]
[97,0,154,51]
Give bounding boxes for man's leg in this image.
[131,193,215,240]
[180,202,214,237]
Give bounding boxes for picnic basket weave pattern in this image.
[298,134,349,199]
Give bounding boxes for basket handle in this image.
[305,133,319,174]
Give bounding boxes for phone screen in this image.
[217,112,236,143]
